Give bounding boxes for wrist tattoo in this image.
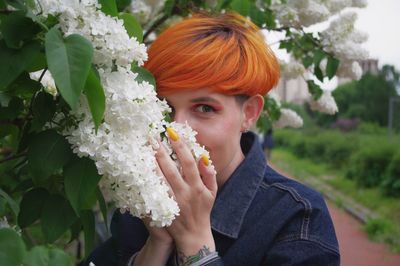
[178,245,212,266]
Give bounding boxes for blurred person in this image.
[262,128,274,160]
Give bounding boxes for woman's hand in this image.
[155,127,218,256]
[133,166,174,266]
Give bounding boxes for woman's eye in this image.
[194,104,215,113]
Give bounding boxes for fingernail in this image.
[166,127,179,141]
[201,154,209,166]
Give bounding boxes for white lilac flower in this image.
[324,0,351,15]
[65,68,178,227]
[351,0,367,8]
[309,90,338,114]
[36,0,147,68]
[34,0,209,227]
[29,69,58,96]
[281,59,306,80]
[167,121,210,162]
[129,0,166,24]
[0,217,9,229]
[320,12,368,79]
[297,1,330,27]
[272,0,330,27]
[273,108,303,128]
[65,67,210,226]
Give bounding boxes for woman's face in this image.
[164,89,248,185]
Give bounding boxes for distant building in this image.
[338,59,379,85]
[359,59,379,75]
[272,76,310,104]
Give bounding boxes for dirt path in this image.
[327,202,400,266]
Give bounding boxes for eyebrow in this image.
[189,96,221,104]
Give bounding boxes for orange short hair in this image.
[144,12,280,97]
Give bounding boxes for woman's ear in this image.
[241,94,264,131]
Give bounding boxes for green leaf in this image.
[0,11,41,49]
[23,246,49,266]
[248,3,266,27]
[314,64,324,82]
[307,80,323,100]
[0,124,18,139]
[163,0,175,16]
[23,246,73,266]
[30,91,57,132]
[3,0,26,11]
[216,0,233,10]
[131,66,156,87]
[25,52,47,72]
[64,156,102,215]
[0,228,26,266]
[302,55,313,68]
[99,0,118,17]
[41,194,77,243]
[116,0,133,12]
[264,9,276,29]
[81,210,95,258]
[96,187,108,233]
[0,41,41,90]
[84,67,105,131]
[69,220,82,243]
[18,188,50,228]
[45,27,93,109]
[0,97,24,120]
[27,130,72,181]
[230,0,250,16]
[48,248,73,266]
[313,49,325,66]
[0,188,19,219]
[4,73,41,99]
[119,12,143,43]
[326,56,340,79]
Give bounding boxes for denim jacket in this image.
[86,132,340,266]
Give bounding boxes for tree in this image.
[332,65,399,126]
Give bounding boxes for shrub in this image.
[304,135,327,162]
[347,143,396,187]
[382,151,400,197]
[324,134,357,168]
[291,135,308,158]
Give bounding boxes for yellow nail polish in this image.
[201,154,209,166]
[166,127,179,141]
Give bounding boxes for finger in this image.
[155,139,186,191]
[198,155,218,196]
[166,127,202,186]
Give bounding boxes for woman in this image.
[87,12,339,266]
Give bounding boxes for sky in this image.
[355,0,400,70]
[268,0,400,70]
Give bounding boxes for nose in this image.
[173,109,188,124]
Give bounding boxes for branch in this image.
[0,9,12,14]
[143,14,169,42]
[0,148,13,156]
[0,152,27,164]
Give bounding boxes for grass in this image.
[270,148,400,253]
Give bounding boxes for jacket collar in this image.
[211,132,266,238]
